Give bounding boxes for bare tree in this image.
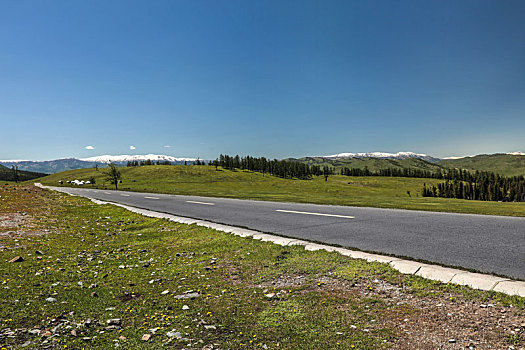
[12,166,19,183]
[104,164,121,190]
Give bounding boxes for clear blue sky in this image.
[1,0,524,160]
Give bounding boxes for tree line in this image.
[422,175,525,202]
[340,166,498,182]
[1,166,47,182]
[127,160,174,166]
[214,154,334,180]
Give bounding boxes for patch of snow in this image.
[442,156,468,160]
[0,159,32,162]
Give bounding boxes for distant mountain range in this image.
[80,154,196,163]
[0,154,198,174]
[320,151,440,162]
[295,152,525,177]
[1,151,524,176]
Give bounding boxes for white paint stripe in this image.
[186,200,215,206]
[104,192,111,194]
[276,209,354,219]
[144,196,159,200]
[120,194,130,197]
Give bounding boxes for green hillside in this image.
[438,154,525,177]
[0,164,47,182]
[37,164,525,217]
[289,157,444,173]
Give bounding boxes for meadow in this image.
[37,165,525,217]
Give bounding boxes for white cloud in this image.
[163,145,171,148]
[85,145,95,150]
[129,145,136,150]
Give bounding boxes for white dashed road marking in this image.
[186,200,215,206]
[276,209,354,219]
[120,194,130,197]
[144,196,159,200]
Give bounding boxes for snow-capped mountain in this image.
[321,151,440,162]
[80,154,196,163]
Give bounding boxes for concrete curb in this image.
[37,184,525,298]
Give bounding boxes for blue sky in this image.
[1,0,524,160]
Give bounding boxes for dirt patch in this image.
[353,278,525,349]
[0,213,29,228]
[257,274,308,289]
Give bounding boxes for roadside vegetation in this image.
[37,165,525,217]
[1,185,524,349]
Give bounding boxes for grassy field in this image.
[1,184,524,349]
[37,165,525,217]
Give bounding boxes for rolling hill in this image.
[0,164,47,182]
[438,154,525,177]
[289,156,445,173]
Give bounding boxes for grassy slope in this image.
[0,164,47,182]
[290,157,444,172]
[37,165,525,217]
[438,154,525,177]
[1,185,523,349]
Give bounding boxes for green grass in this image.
[1,185,523,349]
[37,165,525,217]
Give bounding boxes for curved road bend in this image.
[49,186,525,280]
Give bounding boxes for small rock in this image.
[45,297,57,302]
[448,339,456,343]
[35,250,44,255]
[182,305,190,310]
[174,292,201,299]
[119,335,126,340]
[204,325,216,330]
[106,319,121,326]
[265,293,275,298]
[142,334,151,341]
[9,256,24,263]
[161,290,170,295]
[166,330,182,339]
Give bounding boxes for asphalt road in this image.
[50,186,525,280]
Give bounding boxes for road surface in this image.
[49,186,525,280]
